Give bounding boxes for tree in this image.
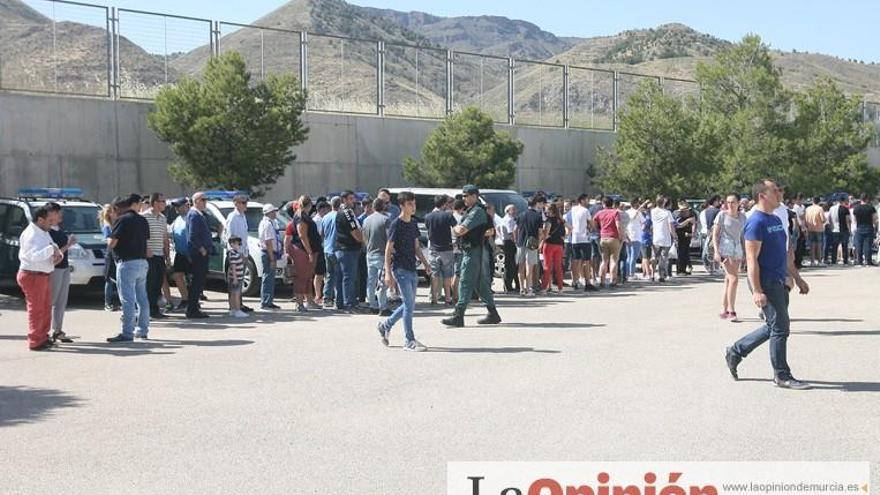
[598,80,709,198]
[789,79,880,195]
[147,51,309,197]
[403,107,523,188]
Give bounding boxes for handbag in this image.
[526,235,540,250]
[283,259,295,284]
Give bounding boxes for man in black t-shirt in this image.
[853,194,878,266]
[334,191,365,311]
[424,195,457,305]
[514,195,545,295]
[106,195,151,342]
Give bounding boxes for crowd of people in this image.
[13,180,879,386]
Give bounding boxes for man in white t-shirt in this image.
[651,196,676,282]
[568,194,597,291]
[625,199,647,279]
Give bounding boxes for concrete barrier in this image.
[0,91,616,203]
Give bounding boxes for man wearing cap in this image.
[258,204,282,310]
[442,185,502,327]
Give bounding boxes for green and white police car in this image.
[0,188,106,288]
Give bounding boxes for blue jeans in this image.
[384,268,417,343]
[260,251,276,307]
[335,249,360,309]
[730,279,792,380]
[323,251,338,304]
[116,259,149,338]
[853,228,875,265]
[366,251,387,310]
[626,241,642,277]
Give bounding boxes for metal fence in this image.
[4,0,880,136]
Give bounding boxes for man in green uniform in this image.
[442,185,502,327]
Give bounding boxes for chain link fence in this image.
[0,0,109,97]
[7,0,880,137]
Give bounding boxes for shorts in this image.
[571,243,592,260]
[172,254,191,274]
[640,244,653,260]
[429,249,455,279]
[599,238,622,258]
[516,246,539,266]
[808,231,823,244]
[453,251,463,276]
[718,237,744,261]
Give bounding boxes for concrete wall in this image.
[0,91,614,204]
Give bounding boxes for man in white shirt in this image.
[224,194,250,259]
[651,196,676,282]
[499,204,519,294]
[17,204,63,350]
[258,204,282,310]
[569,194,597,291]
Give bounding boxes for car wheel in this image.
[242,257,259,297]
[494,248,505,279]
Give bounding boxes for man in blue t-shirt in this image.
[376,191,431,352]
[725,179,811,390]
[320,197,341,308]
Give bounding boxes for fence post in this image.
[508,58,515,126]
[212,21,220,57]
[300,31,308,98]
[111,7,121,99]
[563,65,570,129]
[612,71,619,132]
[446,49,454,115]
[377,41,385,117]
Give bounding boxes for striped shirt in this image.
[143,210,167,257]
[226,248,245,283]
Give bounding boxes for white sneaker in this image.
[404,339,427,352]
[231,310,249,318]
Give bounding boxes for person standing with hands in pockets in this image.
[725,179,811,390]
[376,191,432,351]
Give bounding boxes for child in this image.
[226,237,248,318]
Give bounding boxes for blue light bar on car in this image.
[18,187,84,199]
[201,190,249,201]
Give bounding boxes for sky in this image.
[60,0,880,62]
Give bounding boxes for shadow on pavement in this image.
[493,322,605,330]
[793,329,880,336]
[0,386,84,427]
[733,377,880,392]
[425,346,561,354]
[47,338,254,357]
[790,318,863,323]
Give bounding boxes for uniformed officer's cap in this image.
[462,185,479,195]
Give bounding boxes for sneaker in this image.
[323,300,336,310]
[774,376,811,390]
[164,302,175,312]
[719,311,730,320]
[724,347,741,381]
[728,312,739,323]
[134,333,149,340]
[261,304,281,311]
[376,321,389,346]
[30,339,55,351]
[296,303,308,313]
[584,284,599,292]
[572,282,580,290]
[379,308,393,317]
[403,339,427,352]
[106,334,134,343]
[233,310,249,318]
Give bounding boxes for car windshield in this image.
[481,193,528,218]
[218,207,270,232]
[57,206,102,233]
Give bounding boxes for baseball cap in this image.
[462,185,479,195]
[262,204,278,214]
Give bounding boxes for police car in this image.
[166,191,289,297]
[0,188,106,287]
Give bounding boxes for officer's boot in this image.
[477,306,502,325]
[442,309,465,327]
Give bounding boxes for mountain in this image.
[360,7,579,61]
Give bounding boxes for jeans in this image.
[854,227,875,265]
[626,241,642,278]
[829,232,850,264]
[117,259,149,338]
[187,252,209,316]
[357,250,367,303]
[384,268,417,343]
[366,251,388,310]
[147,255,165,316]
[323,252,339,304]
[653,245,671,280]
[502,240,519,292]
[335,249,361,309]
[730,279,792,380]
[260,251,276,307]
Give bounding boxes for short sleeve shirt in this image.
[143,211,167,257]
[744,210,788,283]
[461,204,490,232]
[335,206,362,251]
[569,205,592,244]
[853,204,877,228]
[111,210,149,262]
[388,216,420,272]
[515,208,543,247]
[259,217,281,255]
[594,208,620,239]
[48,227,70,269]
[424,209,457,252]
[362,212,391,255]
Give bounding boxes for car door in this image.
[0,204,10,280]
[2,206,29,280]
[204,211,225,274]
